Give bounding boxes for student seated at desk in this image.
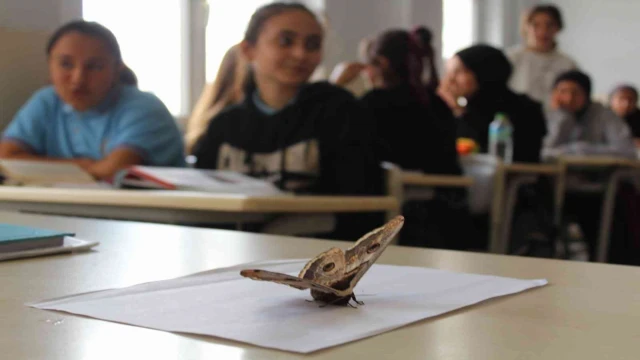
[543,71,636,159]
[0,21,185,180]
[193,3,381,238]
[609,84,640,147]
[359,28,460,175]
[437,45,547,163]
[358,28,470,249]
[544,71,637,261]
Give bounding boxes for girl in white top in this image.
[507,4,577,106]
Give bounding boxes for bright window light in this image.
[83,0,185,116]
[205,0,272,82]
[442,0,475,59]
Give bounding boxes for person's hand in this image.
[569,141,591,155]
[550,92,562,110]
[329,62,366,86]
[634,138,640,148]
[73,158,97,171]
[437,83,465,117]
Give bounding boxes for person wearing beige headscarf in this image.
[184,44,246,153]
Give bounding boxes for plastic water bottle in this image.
[489,112,513,163]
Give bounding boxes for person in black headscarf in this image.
[437,44,547,163]
[436,45,552,254]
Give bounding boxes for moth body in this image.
[239,216,405,307]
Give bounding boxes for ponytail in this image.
[411,26,439,91]
[370,29,430,106]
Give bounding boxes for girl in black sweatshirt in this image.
[193,3,382,238]
[359,29,461,175]
[358,29,469,249]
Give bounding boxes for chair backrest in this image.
[381,162,405,221]
[0,27,49,132]
[382,161,474,217]
[460,154,503,214]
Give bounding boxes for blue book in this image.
[0,224,74,253]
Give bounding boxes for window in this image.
[205,0,272,82]
[442,0,475,59]
[83,0,186,116]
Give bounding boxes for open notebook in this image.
[0,159,96,186]
[116,166,284,195]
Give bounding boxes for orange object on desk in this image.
[456,138,479,155]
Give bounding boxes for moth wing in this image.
[240,269,348,296]
[344,215,404,273]
[298,247,346,284]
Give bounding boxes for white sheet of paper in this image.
[28,260,547,353]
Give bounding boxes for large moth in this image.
[240,215,404,306]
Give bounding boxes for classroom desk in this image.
[400,172,474,188]
[489,162,562,254]
[383,163,474,222]
[0,186,397,225]
[556,156,638,262]
[1,211,639,360]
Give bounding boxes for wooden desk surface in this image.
[559,155,632,167]
[1,211,638,360]
[0,186,397,213]
[401,172,474,187]
[504,163,560,175]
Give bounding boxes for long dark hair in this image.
[411,26,439,91]
[369,29,430,106]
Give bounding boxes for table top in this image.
[504,163,560,175]
[401,172,474,187]
[1,211,639,360]
[0,186,397,213]
[559,155,636,167]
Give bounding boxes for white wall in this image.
[0,0,81,130]
[0,0,82,32]
[546,0,640,97]
[475,0,538,48]
[323,0,443,73]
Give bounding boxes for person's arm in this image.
[84,147,142,179]
[193,111,228,170]
[423,95,462,174]
[0,141,96,170]
[584,109,636,158]
[105,96,185,178]
[436,82,466,117]
[329,62,366,87]
[0,88,99,171]
[541,109,576,161]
